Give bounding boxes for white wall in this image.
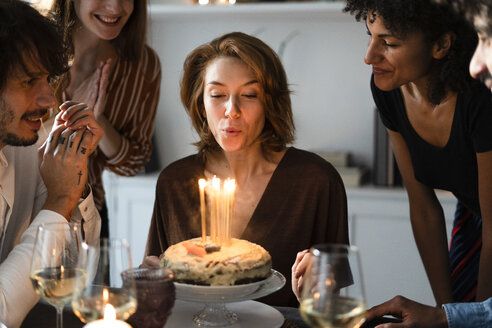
[106,4,455,307]
[147,3,375,169]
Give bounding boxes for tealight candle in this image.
[84,320,131,328]
[83,304,132,328]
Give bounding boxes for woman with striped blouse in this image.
[48,0,162,237]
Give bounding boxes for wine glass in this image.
[71,238,137,323]
[30,222,85,328]
[299,244,366,328]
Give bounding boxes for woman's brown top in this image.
[146,147,349,307]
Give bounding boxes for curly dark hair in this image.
[180,32,295,159]
[435,0,492,36]
[0,0,69,93]
[344,0,478,105]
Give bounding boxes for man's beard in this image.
[0,98,39,147]
[1,131,38,147]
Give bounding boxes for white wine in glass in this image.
[30,222,85,328]
[299,244,366,328]
[72,238,137,323]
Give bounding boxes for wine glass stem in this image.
[55,306,63,328]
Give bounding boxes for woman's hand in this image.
[365,295,448,328]
[291,249,311,301]
[92,59,111,120]
[70,59,111,120]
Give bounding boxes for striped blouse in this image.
[89,45,161,210]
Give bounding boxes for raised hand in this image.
[54,101,104,155]
[70,59,111,112]
[92,59,111,119]
[39,124,96,219]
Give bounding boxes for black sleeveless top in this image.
[371,75,492,216]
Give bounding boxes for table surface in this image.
[21,302,309,328]
[20,301,400,328]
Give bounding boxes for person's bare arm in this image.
[389,130,453,305]
[476,151,492,301]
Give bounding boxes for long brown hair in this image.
[49,0,147,61]
[48,0,148,101]
[180,32,295,159]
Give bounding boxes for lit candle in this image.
[211,176,220,243]
[103,288,109,303]
[198,179,207,244]
[83,304,132,328]
[224,179,236,243]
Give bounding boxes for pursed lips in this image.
[223,127,241,135]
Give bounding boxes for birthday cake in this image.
[161,237,272,286]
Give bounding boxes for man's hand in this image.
[54,101,104,155]
[291,249,311,301]
[38,124,94,219]
[365,296,448,328]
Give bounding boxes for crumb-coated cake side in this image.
[161,237,272,286]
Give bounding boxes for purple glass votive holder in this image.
[122,267,176,328]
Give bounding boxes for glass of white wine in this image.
[71,238,137,323]
[30,222,85,328]
[299,244,366,328]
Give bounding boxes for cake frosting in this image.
[161,237,272,286]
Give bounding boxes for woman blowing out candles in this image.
[344,0,492,304]
[143,32,349,307]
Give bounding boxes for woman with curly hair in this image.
[344,0,492,305]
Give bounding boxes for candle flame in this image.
[212,176,220,191]
[224,178,236,192]
[199,178,207,190]
[103,303,116,320]
[199,176,236,245]
[103,288,109,303]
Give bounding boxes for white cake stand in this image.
[173,269,285,327]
